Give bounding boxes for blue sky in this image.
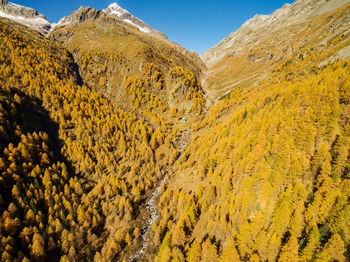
[15,0,291,54]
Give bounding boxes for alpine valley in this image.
[0,0,349,261]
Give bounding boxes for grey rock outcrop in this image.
[0,1,53,34]
[56,6,102,26]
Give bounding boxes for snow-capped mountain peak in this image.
[0,1,166,39]
[103,2,152,34]
[55,2,166,39]
[105,2,127,17]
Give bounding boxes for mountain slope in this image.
[103,2,166,39]
[201,0,350,100]
[0,1,349,261]
[0,0,52,34]
[50,4,207,127]
[0,17,180,261]
[152,20,350,262]
[57,2,166,40]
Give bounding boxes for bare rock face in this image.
[57,6,101,26]
[0,1,52,34]
[0,1,46,20]
[202,0,350,66]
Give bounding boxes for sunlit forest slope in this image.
[153,24,350,262]
[0,1,350,261]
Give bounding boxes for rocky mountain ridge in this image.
[200,0,350,100]
[103,3,166,39]
[0,1,166,39]
[57,2,166,39]
[0,0,52,34]
[202,0,350,66]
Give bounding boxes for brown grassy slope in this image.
[202,2,350,100]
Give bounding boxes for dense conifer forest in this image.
[0,1,349,261]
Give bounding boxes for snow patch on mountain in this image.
[124,19,150,33]
[103,2,153,34]
[0,1,166,39]
[0,1,52,34]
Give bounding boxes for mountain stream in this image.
[128,129,188,261]
[128,178,166,262]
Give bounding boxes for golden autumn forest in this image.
[0,0,349,261]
